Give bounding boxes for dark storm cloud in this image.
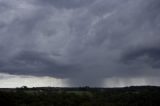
[38,0,95,9]
[0,50,78,78]
[0,0,160,86]
[122,47,160,69]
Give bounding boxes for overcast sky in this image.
[0,0,160,87]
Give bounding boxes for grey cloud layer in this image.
[0,0,160,86]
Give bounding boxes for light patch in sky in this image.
[103,77,160,87]
[0,73,68,88]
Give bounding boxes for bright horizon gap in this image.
[0,73,160,88]
[0,73,69,88]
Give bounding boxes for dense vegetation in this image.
[0,86,160,106]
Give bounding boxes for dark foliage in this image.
[0,86,160,106]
